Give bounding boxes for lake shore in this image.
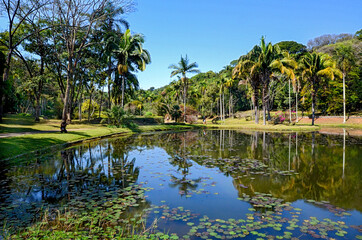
[1,115,361,160]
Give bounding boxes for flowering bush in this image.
[271,111,297,125]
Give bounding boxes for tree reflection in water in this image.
[0,130,361,234]
[0,137,143,231]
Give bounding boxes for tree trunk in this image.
[88,92,92,122]
[219,94,222,120]
[108,60,112,109]
[79,94,82,121]
[253,89,259,124]
[62,76,72,123]
[222,92,225,121]
[0,49,13,122]
[311,91,316,126]
[343,72,346,123]
[121,75,125,108]
[99,88,103,118]
[184,84,187,122]
[289,78,292,123]
[296,91,298,123]
[35,95,41,122]
[262,88,266,125]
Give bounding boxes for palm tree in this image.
[258,37,281,125]
[233,46,262,124]
[270,51,298,122]
[299,52,342,125]
[169,55,200,122]
[333,44,356,123]
[99,2,129,109]
[218,77,226,121]
[224,77,235,118]
[115,29,151,108]
[233,37,280,125]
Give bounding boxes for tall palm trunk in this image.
[296,91,298,123]
[262,87,266,125]
[99,88,103,118]
[253,89,259,124]
[222,92,225,120]
[184,84,186,122]
[343,72,346,123]
[107,60,112,109]
[219,94,222,120]
[121,74,125,108]
[311,91,316,126]
[289,78,292,123]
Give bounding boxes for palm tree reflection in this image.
[169,154,201,197]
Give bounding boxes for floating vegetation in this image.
[189,155,299,178]
[1,131,361,239]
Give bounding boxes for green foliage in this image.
[81,99,99,117]
[105,105,133,127]
[144,111,153,117]
[0,51,5,76]
[355,29,362,40]
[276,41,307,54]
[170,105,182,122]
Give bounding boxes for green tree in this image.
[333,43,356,122]
[276,41,307,54]
[233,37,281,125]
[299,52,342,125]
[0,0,47,122]
[98,2,129,109]
[115,29,151,108]
[270,51,298,122]
[169,55,200,122]
[233,47,262,124]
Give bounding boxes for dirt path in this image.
[298,116,362,124]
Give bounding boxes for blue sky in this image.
[1,0,361,89]
[125,0,361,89]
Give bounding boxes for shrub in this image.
[186,115,198,124]
[105,105,133,127]
[144,111,153,117]
[171,105,182,122]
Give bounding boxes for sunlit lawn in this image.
[0,114,201,160]
[0,114,103,133]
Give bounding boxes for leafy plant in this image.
[105,105,133,127]
[170,105,182,122]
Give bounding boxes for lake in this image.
[0,130,361,239]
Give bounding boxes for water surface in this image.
[0,130,361,239]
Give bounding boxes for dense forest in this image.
[0,0,361,126]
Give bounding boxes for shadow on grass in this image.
[0,137,66,160]
[0,125,42,134]
[0,131,96,160]
[125,122,141,133]
[2,114,42,125]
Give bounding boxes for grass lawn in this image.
[0,115,201,160]
[0,114,102,133]
[1,113,361,160]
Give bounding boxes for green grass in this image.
[0,127,130,160]
[0,115,201,160]
[2,113,361,160]
[0,114,103,133]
